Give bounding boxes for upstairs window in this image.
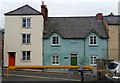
[22,18,31,28]
[22,34,31,44]
[51,35,60,45]
[89,35,97,45]
[90,56,98,65]
[22,51,31,61]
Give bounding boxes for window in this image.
[90,56,98,65]
[22,34,31,44]
[52,35,60,45]
[89,35,97,45]
[22,18,31,28]
[52,55,59,65]
[22,51,31,61]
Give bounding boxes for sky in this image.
[0,0,120,28]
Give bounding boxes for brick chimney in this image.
[41,1,48,22]
[96,13,103,20]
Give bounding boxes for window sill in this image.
[51,45,60,47]
[21,60,31,62]
[89,44,98,47]
[52,64,60,65]
[22,27,31,29]
[22,43,31,45]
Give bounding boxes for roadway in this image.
[3,69,95,81]
[2,69,120,83]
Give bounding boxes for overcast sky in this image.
[0,0,120,28]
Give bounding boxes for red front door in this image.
[8,52,15,66]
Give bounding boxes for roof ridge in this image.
[4,4,41,15]
[48,16,95,18]
[4,4,29,15]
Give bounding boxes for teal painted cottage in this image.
[43,14,108,71]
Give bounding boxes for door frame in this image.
[70,53,77,66]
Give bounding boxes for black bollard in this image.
[81,71,84,81]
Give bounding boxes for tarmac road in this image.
[2,69,95,81]
[2,69,120,83]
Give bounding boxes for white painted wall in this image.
[4,15,44,66]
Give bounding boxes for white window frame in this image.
[89,56,98,65]
[51,35,60,46]
[21,51,31,61]
[89,35,97,46]
[22,17,31,28]
[52,55,60,65]
[22,34,31,44]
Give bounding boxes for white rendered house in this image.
[4,4,45,66]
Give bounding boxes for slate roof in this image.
[4,5,42,15]
[104,16,120,25]
[43,17,108,39]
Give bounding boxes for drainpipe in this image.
[84,39,86,65]
[42,39,44,66]
[107,39,109,60]
[2,29,4,77]
[118,23,120,60]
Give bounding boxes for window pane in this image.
[56,37,58,44]
[27,51,30,60]
[27,56,30,60]
[90,36,93,44]
[22,34,26,38]
[22,51,26,60]
[53,56,55,58]
[27,34,31,43]
[56,56,59,58]
[91,58,93,64]
[94,36,96,44]
[27,51,30,55]
[22,34,26,43]
[94,57,97,64]
[90,57,93,64]
[52,37,56,44]
[27,18,31,27]
[22,18,26,27]
[94,36,96,39]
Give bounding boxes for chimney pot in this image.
[108,12,114,16]
[42,1,44,5]
[96,13,103,20]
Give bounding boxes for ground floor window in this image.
[52,55,59,65]
[22,51,31,61]
[90,56,98,65]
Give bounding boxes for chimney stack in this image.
[41,1,48,22]
[108,12,114,16]
[96,13,103,20]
